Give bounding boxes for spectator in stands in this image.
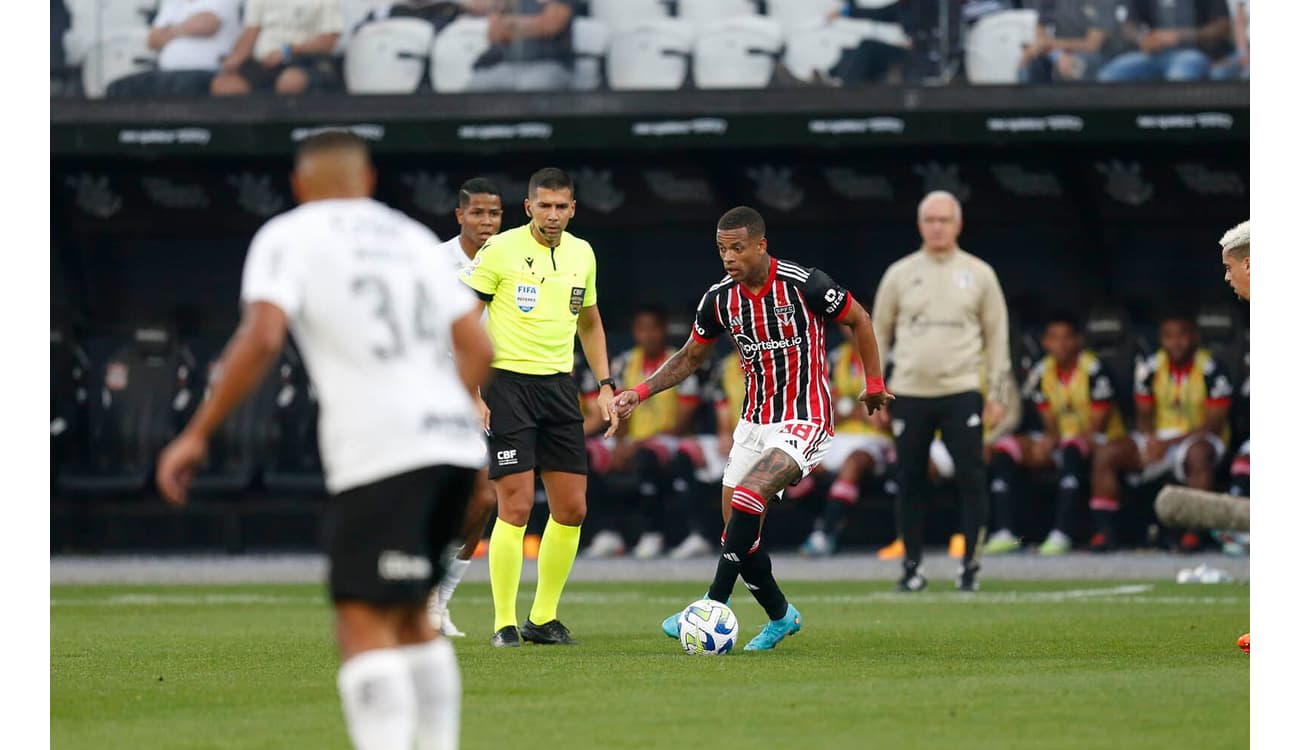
[583,307,701,559]
[107,0,242,98]
[825,0,910,85]
[462,0,575,91]
[1088,311,1234,551]
[1210,0,1248,80]
[1097,0,1231,82]
[1018,1,1125,83]
[210,0,344,96]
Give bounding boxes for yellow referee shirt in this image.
[461,223,598,375]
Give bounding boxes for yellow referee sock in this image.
[528,516,581,625]
[489,518,526,632]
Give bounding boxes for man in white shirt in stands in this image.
[427,177,505,638]
[157,131,493,750]
[107,0,242,97]
[211,0,345,96]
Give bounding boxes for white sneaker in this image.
[669,531,713,560]
[439,607,465,637]
[633,532,665,560]
[800,529,832,557]
[584,529,625,558]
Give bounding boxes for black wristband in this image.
[598,378,617,392]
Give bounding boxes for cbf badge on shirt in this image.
[569,287,585,315]
[516,283,539,313]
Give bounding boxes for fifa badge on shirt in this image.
[516,283,539,313]
[569,287,585,315]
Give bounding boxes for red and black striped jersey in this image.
[692,257,854,428]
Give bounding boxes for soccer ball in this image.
[678,599,738,655]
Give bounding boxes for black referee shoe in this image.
[490,625,522,648]
[521,618,578,645]
[957,564,980,592]
[896,571,927,593]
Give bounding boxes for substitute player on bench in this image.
[613,206,892,651]
[157,132,492,750]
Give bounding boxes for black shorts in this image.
[322,464,477,605]
[483,369,587,479]
[237,56,340,92]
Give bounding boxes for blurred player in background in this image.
[800,324,896,557]
[614,206,892,651]
[1090,311,1234,551]
[427,177,503,638]
[985,312,1125,555]
[157,132,492,750]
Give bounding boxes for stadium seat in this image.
[344,17,435,94]
[52,327,91,488]
[63,0,156,66]
[781,16,909,83]
[588,0,670,33]
[58,326,197,496]
[606,19,694,91]
[263,340,325,494]
[677,0,758,26]
[767,0,843,32]
[431,16,490,93]
[1196,302,1247,384]
[183,337,279,496]
[1083,305,1139,426]
[572,17,612,91]
[964,9,1037,84]
[80,30,156,99]
[691,17,783,89]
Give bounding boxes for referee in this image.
[461,167,618,647]
[871,191,1012,593]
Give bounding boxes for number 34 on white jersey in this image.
[241,197,486,494]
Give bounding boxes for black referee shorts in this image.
[322,464,477,606]
[482,369,587,479]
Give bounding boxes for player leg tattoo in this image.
[708,449,801,617]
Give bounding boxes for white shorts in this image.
[722,419,833,490]
[1133,433,1227,483]
[821,433,893,476]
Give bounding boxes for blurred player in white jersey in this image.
[428,177,503,638]
[157,132,493,750]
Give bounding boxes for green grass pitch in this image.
[52,580,1248,749]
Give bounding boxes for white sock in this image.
[402,639,461,750]
[437,558,472,609]
[337,649,417,750]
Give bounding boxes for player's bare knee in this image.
[1184,441,1217,473]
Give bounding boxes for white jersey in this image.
[437,234,473,273]
[241,198,485,494]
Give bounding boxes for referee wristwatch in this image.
[598,378,617,393]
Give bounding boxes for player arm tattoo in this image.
[641,337,713,398]
[738,449,803,499]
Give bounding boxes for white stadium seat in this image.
[691,17,782,89]
[781,15,911,83]
[81,29,156,99]
[344,18,435,94]
[588,0,670,33]
[766,0,843,32]
[677,0,757,26]
[606,19,693,91]
[965,9,1038,84]
[337,0,393,54]
[571,17,612,91]
[431,16,490,93]
[64,0,157,66]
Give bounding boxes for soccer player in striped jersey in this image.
[612,206,893,651]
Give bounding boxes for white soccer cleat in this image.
[800,529,833,557]
[584,529,625,558]
[669,531,714,560]
[633,531,665,560]
[438,607,465,637]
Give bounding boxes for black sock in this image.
[633,448,664,536]
[988,450,1020,534]
[1091,509,1117,537]
[1054,444,1086,533]
[822,498,850,536]
[708,509,761,604]
[740,546,789,620]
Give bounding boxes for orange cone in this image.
[1238,633,1250,654]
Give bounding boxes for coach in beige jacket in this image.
[871,190,1012,593]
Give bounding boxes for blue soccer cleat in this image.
[743,603,802,651]
[662,611,682,639]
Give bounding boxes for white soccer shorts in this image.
[722,419,833,490]
[1133,432,1227,483]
